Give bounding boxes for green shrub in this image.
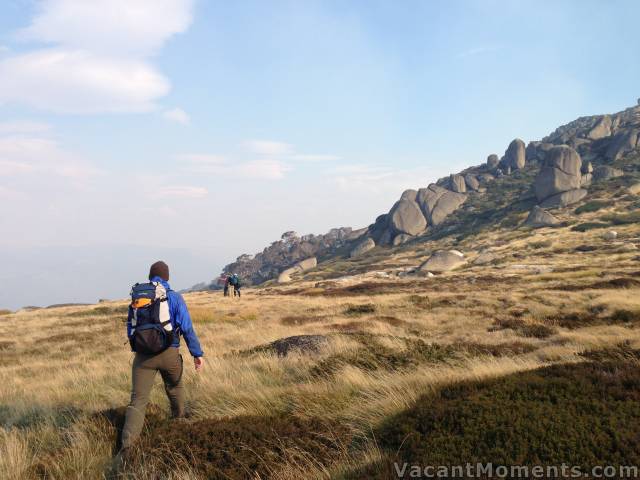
[574,200,613,214]
[130,414,351,479]
[376,361,640,468]
[602,211,640,225]
[343,303,376,316]
[571,222,611,232]
[530,240,552,249]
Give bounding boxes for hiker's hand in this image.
[194,357,204,372]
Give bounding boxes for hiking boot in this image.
[110,446,133,475]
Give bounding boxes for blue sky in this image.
[1,0,639,308]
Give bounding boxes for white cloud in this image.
[162,107,191,125]
[237,160,291,179]
[177,154,227,165]
[179,154,290,180]
[330,163,444,194]
[0,126,101,183]
[0,49,169,113]
[152,185,208,199]
[244,140,294,156]
[20,0,194,56]
[290,154,341,162]
[0,0,193,114]
[0,121,51,135]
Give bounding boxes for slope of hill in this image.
[2,101,640,479]
[209,100,640,287]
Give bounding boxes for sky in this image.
[1,0,639,309]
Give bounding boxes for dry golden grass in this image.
[1,214,639,478]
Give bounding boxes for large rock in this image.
[400,189,418,201]
[539,188,588,209]
[473,250,498,265]
[389,199,428,236]
[449,174,467,193]
[504,138,526,170]
[350,238,375,258]
[277,257,318,283]
[419,250,466,272]
[524,206,560,228]
[477,173,495,183]
[487,154,499,168]
[416,184,467,226]
[593,165,624,182]
[464,174,480,191]
[297,257,317,271]
[628,183,640,195]
[606,129,639,161]
[526,142,555,163]
[392,233,413,246]
[586,115,612,140]
[277,267,298,283]
[535,145,583,202]
[368,214,389,243]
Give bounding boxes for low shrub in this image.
[128,414,352,480]
[343,303,376,316]
[574,200,613,214]
[490,318,557,338]
[571,222,610,232]
[406,295,431,309]
[375,361,640,469]
[602,211,640,225]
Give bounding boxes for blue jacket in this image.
[127,276,204,357]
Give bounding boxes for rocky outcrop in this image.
[526,142,554,164]
[277,257,318,283]
[389,199,428,236]
[419,250,466,272]
[628,183,640,195]
[606,129,639,161]
[350,237,375,258]
[593,166,624,182]
[222,228,355,285]
[487,154,499,168]
[586,115,612,140]
[503,138,526,170]
[449,174,467,193]
[400,189,418,201]
[535,145,585,208]
[524,206,560,228]
[392,233,413,246]
[464,174,480,191]
[539,189,588,209]
[416,184,467,226]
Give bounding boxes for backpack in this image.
[128,282,174,354]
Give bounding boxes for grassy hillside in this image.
[1,181,640,478]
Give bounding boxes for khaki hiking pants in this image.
[121,346,184,448]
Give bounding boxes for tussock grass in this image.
[1,213,640,478]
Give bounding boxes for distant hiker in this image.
[224,273,242,298]
[120,261,204,453]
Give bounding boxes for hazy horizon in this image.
[1,0,640,309]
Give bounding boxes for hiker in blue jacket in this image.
[121,261,204,452]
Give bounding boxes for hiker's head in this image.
[149,261,170,281]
